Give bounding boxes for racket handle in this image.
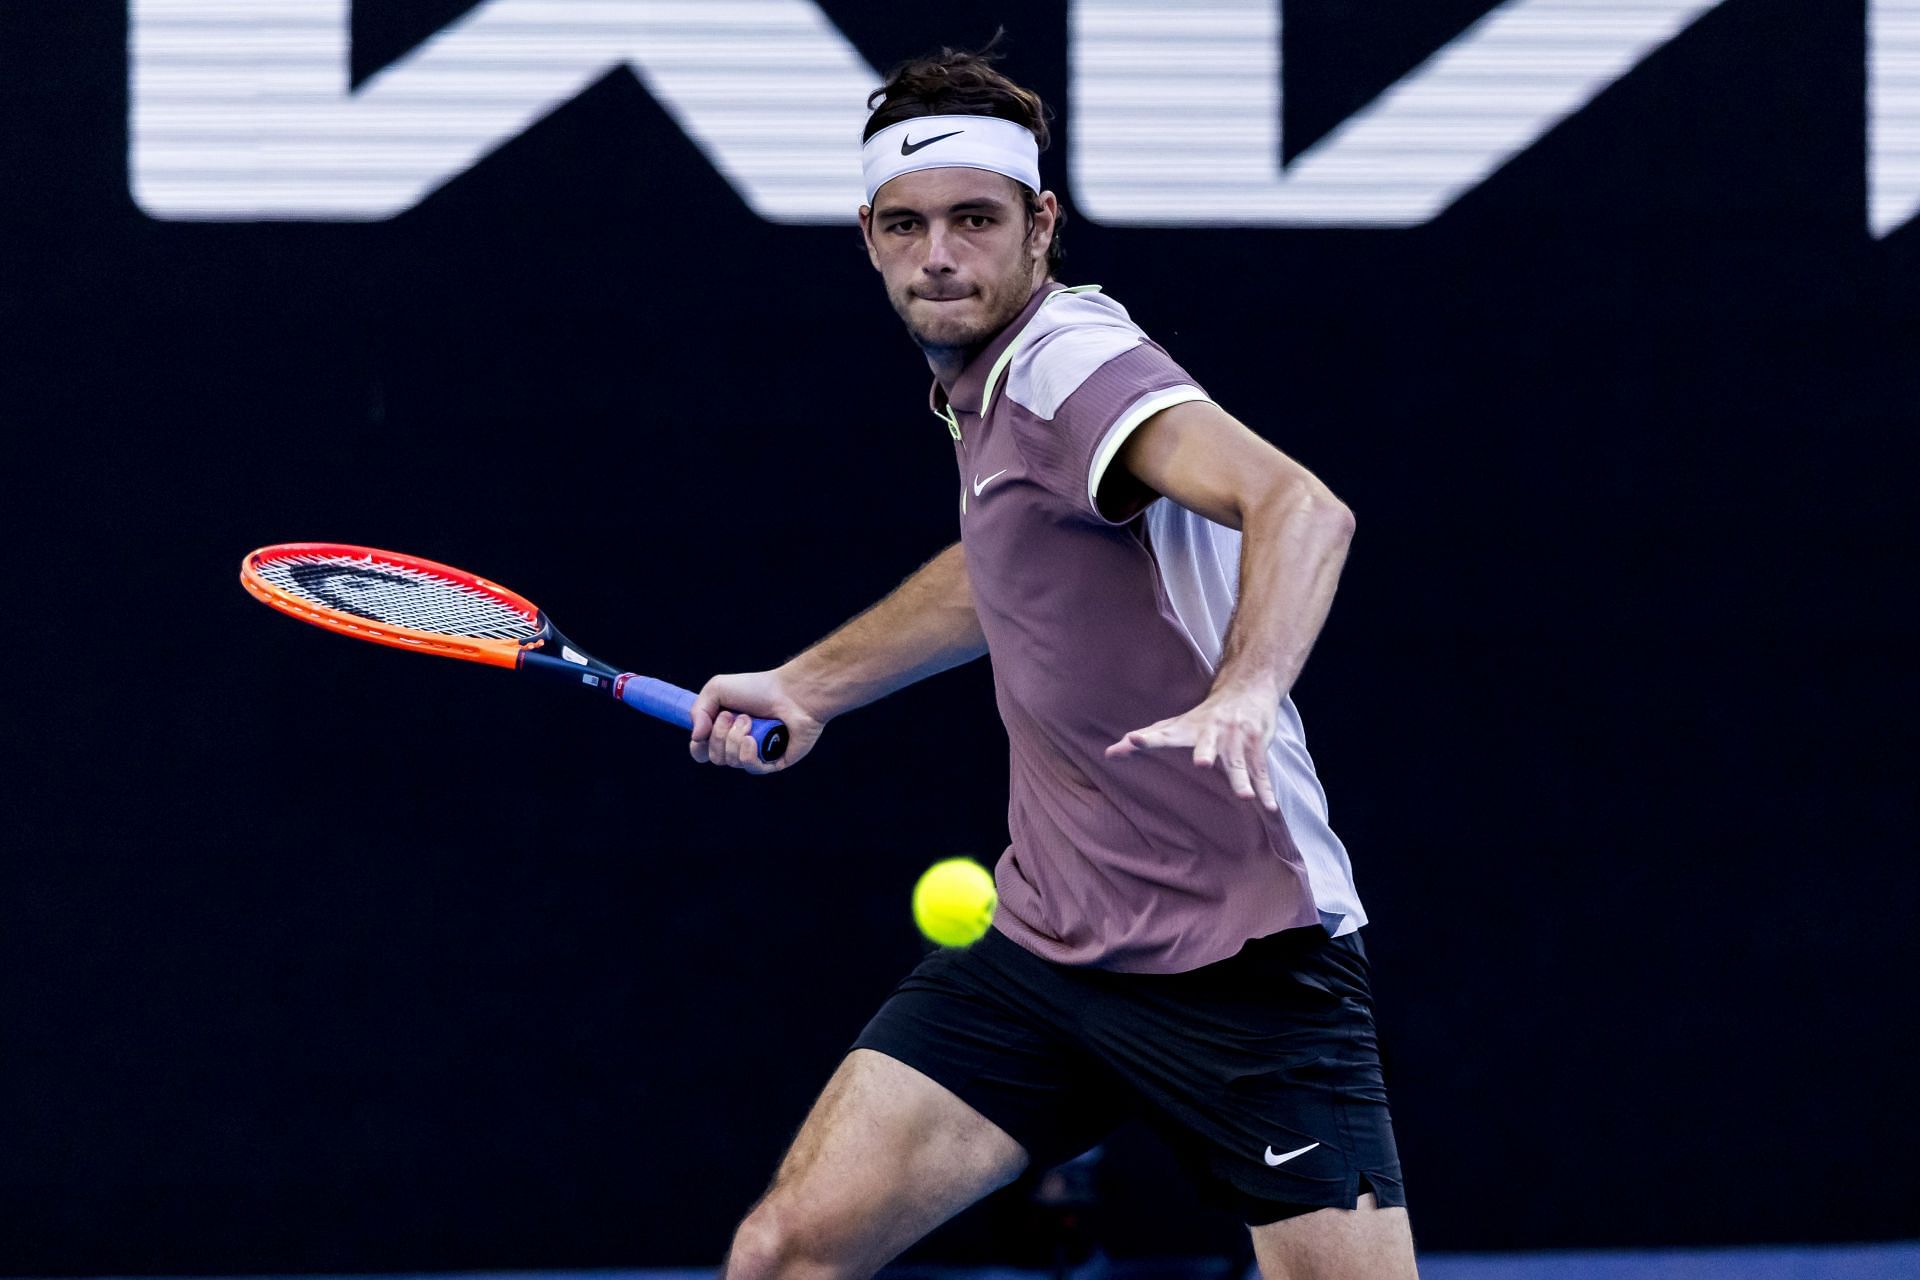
[615,675,789,763]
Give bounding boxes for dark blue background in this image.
[3,1,1913,1272]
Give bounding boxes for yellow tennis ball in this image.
[912,857,997,947]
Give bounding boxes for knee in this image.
[722,1204,854,1280]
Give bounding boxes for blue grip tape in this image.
[617,676,787,762]
[619,676,698,728]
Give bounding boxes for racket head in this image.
[240,542,548,669]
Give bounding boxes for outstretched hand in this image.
[1105,683,1281,811]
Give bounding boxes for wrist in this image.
[1211,666,1282,704]
[775,656,840,724]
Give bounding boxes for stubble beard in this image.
[895,253,1041,366]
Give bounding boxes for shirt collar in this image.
[928,281,1065,425]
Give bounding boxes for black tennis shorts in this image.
[851,923,1406,1227]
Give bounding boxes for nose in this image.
[922,224,959,274]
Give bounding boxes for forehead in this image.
[871,166,1022,213]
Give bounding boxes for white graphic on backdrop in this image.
[128,0,1920,236]
[1872,0,1920,234]
[1071,0,1724,225]
[128,0,876,221]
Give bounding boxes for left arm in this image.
[1102,400,1357,810]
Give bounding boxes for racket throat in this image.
[518,634,623,693]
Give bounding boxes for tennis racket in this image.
[239,542,788,762]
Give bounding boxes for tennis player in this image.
[692,43,1416,1280]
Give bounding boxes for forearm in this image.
[1102,399,1354,803]
[1215,485,1356,702]
[781,542,987,720]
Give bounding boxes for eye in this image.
[887,218,918,234]
[963,215,992,229]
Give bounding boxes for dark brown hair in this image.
[864,34,1065,272]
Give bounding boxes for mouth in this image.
[912,291,974,304]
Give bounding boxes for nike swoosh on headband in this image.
[901,130,964,156]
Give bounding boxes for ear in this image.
[858,205,882,271]
[1028,191,1059,263]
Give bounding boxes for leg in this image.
[723,1048,1030,1280]
[1248,1192,1417,1280]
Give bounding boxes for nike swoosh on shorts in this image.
[1264,1142,1320,1167]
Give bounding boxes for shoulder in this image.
[1004,287,1158,420]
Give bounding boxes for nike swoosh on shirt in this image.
[901,130,964,155]
[1264,1142,1320,1167]
[973,469,1009,496]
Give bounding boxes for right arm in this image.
[690,542,986,772]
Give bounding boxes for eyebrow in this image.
[874,196,1014,220]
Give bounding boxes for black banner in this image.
[3,1,1912,1271]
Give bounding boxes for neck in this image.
[921,342,973,388]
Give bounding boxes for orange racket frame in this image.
[239,542,544,670]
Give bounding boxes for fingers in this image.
[1201,711,1249,799]
[1108,705,1279,810]
[1209,726,1279,808]
[1228,752,1274,802]
[1207,728,1280,809]
[698,708,786,774]
[688,684,721,764]
[1105,717,1193,758]
[727,710,762,770]
[1190,724,1221,771]
[1250,749,1279,812]
[699,709,762,771]
[709,710,736,766]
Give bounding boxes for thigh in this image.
[744,1048,1030,1273]
[1248,1192,1417,1280]
[851,930,1136,1169]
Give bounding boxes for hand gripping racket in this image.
[240,542,788,762]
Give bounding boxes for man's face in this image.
[860,167,1057,361]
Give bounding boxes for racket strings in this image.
[252,552,541,641]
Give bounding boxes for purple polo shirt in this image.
[935,282,1367,974]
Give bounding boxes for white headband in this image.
[861,115,1042,206]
